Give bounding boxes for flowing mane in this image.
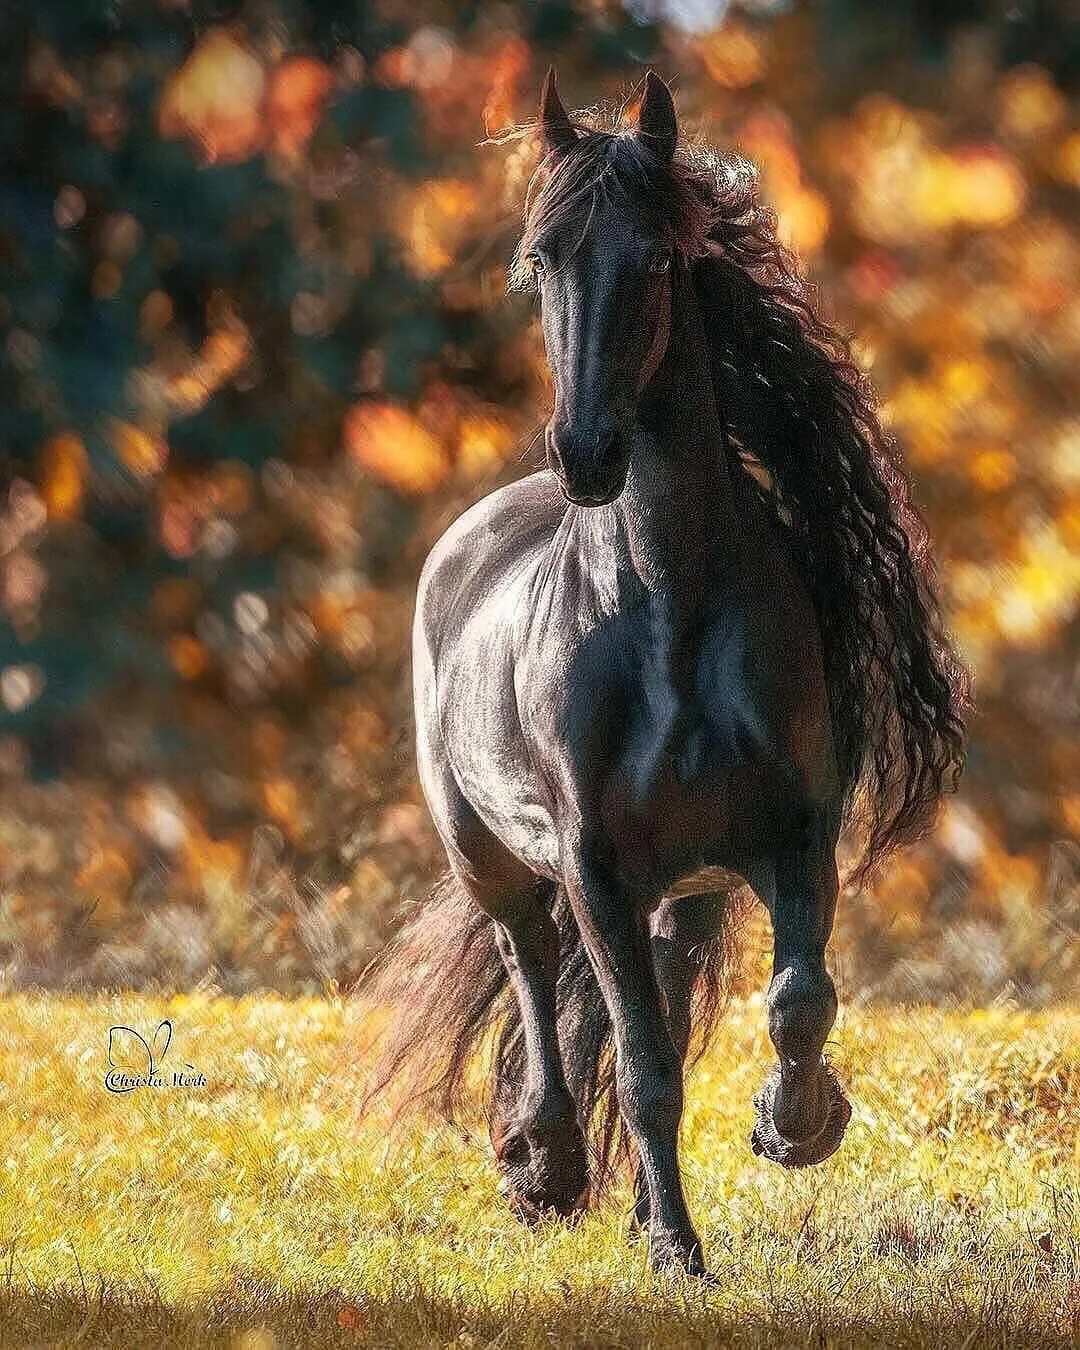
[509,112,970,883]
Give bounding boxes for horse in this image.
[359,70,968,1278]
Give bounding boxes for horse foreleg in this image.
[566,860,707,1276]
[751,835,852,1167]
[485,880,590,1222]
[630,891,726,1234]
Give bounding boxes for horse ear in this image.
[539,66,577,156]
[636,70,677,162]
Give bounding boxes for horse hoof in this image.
[648,1227,712,1280]
[493,1123,590,1224]
[750,1063,851,1169]
[501,1179,590,1227]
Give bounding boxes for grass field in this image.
[0,994,1075,1348]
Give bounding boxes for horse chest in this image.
[513,543,827,873]
[615,699,803,879]
[623,677,771,815]
[602,613,811,867]
[632,605,775,765]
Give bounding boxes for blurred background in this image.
[0,0,1076,1001]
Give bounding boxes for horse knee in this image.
[490,891,558,968]
[618,1055,683,1139]
[527,1084,578,1135]
[767,964,836,1066]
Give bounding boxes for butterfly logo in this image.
[104,1019,174,1093]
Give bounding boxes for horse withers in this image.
[361,70,967,1277]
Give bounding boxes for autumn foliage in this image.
[0,3,1075,997]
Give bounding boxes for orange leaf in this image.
[267,56,333,157]
[41,432,87,521]
[336,1303,366,1332]
[111,420,168,477]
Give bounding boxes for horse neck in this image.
[608,271,741,593]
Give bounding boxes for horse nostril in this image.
[548,420,626,504]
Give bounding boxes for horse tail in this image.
[355,872,507,1125]
[357,874,745,1186]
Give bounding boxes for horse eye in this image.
[649,253,672,274]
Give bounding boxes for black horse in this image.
[361,71,968,1277]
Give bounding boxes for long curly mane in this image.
[511,113,971,882]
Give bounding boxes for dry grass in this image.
[0,993,1075,1348]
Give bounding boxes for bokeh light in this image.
[0,3,1075,1002]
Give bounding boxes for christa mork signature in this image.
[104,1019,207,1093]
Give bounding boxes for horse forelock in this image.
[509,125,721,290]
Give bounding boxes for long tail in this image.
[356,873,744,1183]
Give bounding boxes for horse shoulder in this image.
[413,473,571,875]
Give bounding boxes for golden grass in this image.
[0,993,1075,1348]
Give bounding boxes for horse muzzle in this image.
[546,421,628,507]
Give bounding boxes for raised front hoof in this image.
[648,1227,713,1281]
[750,1063,851,1169]
[493,1123,590,1225]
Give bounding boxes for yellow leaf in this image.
[111,420,168,477]
[406,180,477,278]
[969,448,1016,492]
[344,402,448,495]
[700,24,763,90]
[458,414,513,476]
[159,28,266,164]
[997,65,1065,139]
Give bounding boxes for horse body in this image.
[412,289,845,1271]
[417,434,836,905]
[364,70,967,1279]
